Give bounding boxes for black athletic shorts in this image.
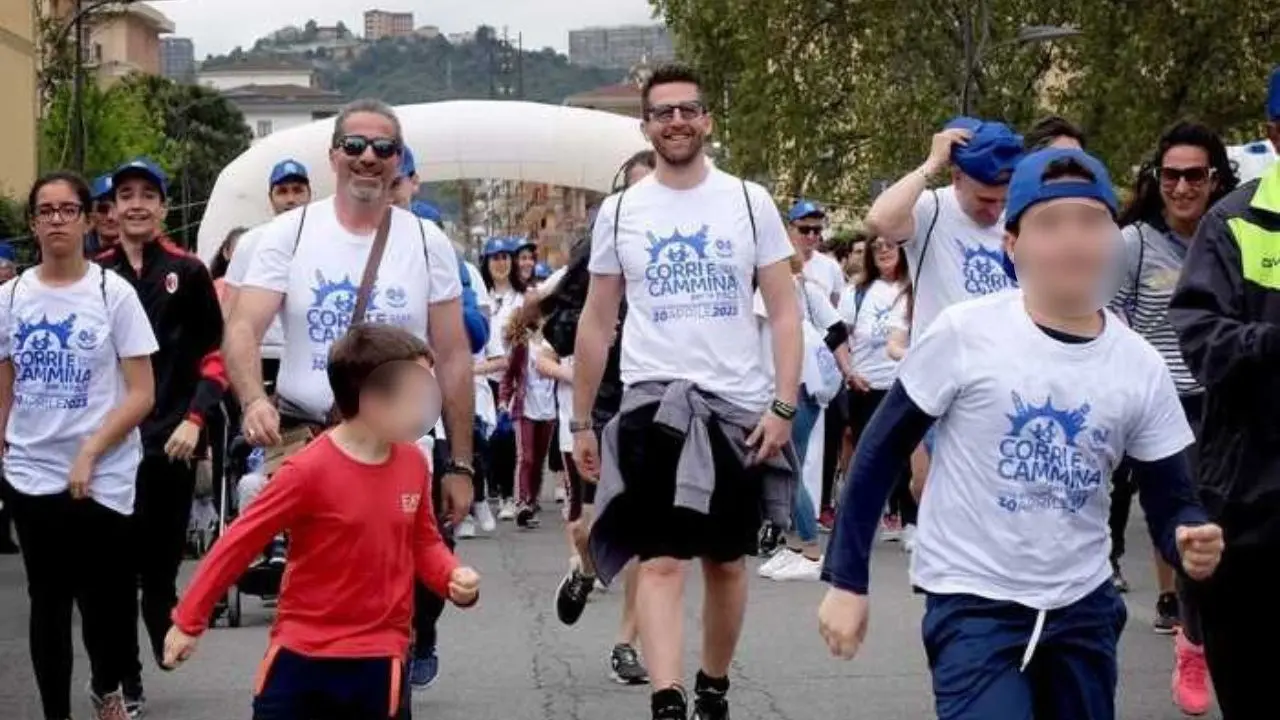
[548,445,564,473]
[612,404,764,563]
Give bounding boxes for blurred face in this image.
[269,180,311,215]
[91,198,119,243]
[30,180,90,259]
[330,112,401,205]
[1158,144,1217,230]
[954,172,1009,228]
[362,359,438,442]
[643,82,712,168]
[487,252,512,283]
[392,173,420,208]
[846,240,866,276]
[1007,197,1117,313]
[871,237,900,278]
[0,261,15,283]
[516,248,536,281]
[790,217,824,257]
[625,162,655,187]
[112,176,166,241]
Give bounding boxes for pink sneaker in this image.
[1172,629,1212,716]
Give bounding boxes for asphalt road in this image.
[0,504,1216,719]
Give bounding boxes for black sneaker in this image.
[609,643,648,685]
[1154,592,1180,635]
[692,672,730,720]
[121,680,145,719]
[757,522,783,555]
[555,568,594,626]
[516,504,540,529]
[651,687,687,720]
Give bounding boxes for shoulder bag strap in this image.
[1127,225,1146,323]
[291,204,310,253]
[912,189,942,291]
[611,189,627,271]
[741,180,759,290]
[350,208,393,326]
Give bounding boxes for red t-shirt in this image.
[172,435,458,659]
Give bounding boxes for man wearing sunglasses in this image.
[226,98,476,529]
[572,63,801,720]
[788,200,845,306]
[1168,65,1280,720]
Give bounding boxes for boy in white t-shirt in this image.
[817,148,1226,719]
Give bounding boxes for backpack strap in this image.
[99,264,108,308]
[1126,225,1146,324]
[741,180,759,291]
[611,188,627,272]
[291,203,310,254]
[911,189,942,291]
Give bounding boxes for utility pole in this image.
[517,32,524,99]
[72,0,85,173]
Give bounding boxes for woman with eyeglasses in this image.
[1107,120,1238,718]
[476,237,526,519]
[839,236,914,546]
[1,171,157,720]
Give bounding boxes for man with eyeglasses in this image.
[226,98,476,535]
[573,63,801,720]
[94,157,227,718]
[1168,65,1280,719]
[788,200,845,306]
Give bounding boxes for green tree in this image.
[39,77,168,177]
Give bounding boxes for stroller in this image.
[208,431,287,628]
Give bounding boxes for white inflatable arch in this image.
[197,100,649,262]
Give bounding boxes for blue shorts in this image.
[252,646,410,720]
[923,582,1126,720]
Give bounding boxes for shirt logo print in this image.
[401,493,421,514]
[995,391,1111,515]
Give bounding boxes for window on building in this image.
[256,120,273,138]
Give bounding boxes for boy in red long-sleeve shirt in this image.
[162,323,479,720]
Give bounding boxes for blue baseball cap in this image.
[482,237,512,257]
[411,201,443,225]
[0,242,14,263]
[269,159,309,188]
[946,116,1024,186]
[533,262,552,280]
[788,199,826,223]
[400,146,417,179]
[510,236,535,253]
[111,157,168,198]
[1268,66,1280,121]
[90,174,113,201]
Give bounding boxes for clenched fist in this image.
[817,587,869,660]
[1176,523,1224,581]
[448,566,480,607]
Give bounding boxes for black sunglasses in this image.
[794,225,824,236]
[1154,165,1215,186]
[645,101,707,124]
[335,134,401,160]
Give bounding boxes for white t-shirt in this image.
[224,225,285,359]
[243,198,462,421]
[522,340,558,422]
[589,168,794,412]
[485,287,522,385]
[0,266,158,515]
[804,252,845,302]
[899,291,1194,610]
[556,352,575,452]
[842,279,909,390]
[906,185,1013,342]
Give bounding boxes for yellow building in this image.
[0,0,39,197]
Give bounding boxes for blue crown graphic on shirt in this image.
[1006,391,1090,446]
[647,226,711,264]
[311,271,376,313]
[957,240,1004,269]
[14,314,76,351]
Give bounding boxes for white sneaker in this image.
[758,550,799,579]
[474,501,497,533]
[498,499,517,521]
[771,555,822,582]
[902,524,918,553]
[456,516,477,539]
[554,485,567,504]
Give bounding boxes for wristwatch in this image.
[770,399,798,421]
[568,419,594,434]
[442,460,475,479]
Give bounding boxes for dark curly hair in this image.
[1118,120,1239,229]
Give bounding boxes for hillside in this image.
[203,25,622,106]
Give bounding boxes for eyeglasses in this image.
[1154,165,1215,187]
[645,101,706,124]
[794,226,824,236]
[871,239,897,251]
[92,201,113,215]
[335,134,401,160]
[33,204,83,223]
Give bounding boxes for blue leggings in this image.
[789,392,822,543]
